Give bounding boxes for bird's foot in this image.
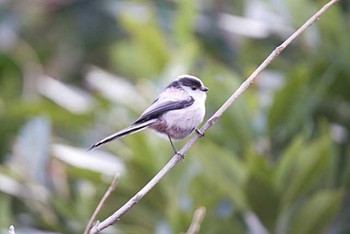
[195,128,205,138]
[175,151,185,160]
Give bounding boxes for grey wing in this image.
[133,97,194,125]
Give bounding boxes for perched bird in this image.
[89,75,208,155]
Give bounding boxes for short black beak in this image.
[201,86,209,92]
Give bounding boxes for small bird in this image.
[89,75,208,155]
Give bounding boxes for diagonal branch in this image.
[185,207,206,234]
[89,0,340,233]
[84,173,119,234]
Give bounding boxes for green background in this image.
[0,0,349,233]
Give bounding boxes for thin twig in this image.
[84,173,119,234]
[186,207,206,234]
[89,1,340,233]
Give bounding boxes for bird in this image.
[89,75,208,155]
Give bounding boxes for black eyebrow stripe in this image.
[178,77,202,87]
[166,80,181,89]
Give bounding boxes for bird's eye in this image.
[191,86,197,91]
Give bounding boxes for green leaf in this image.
[275,135,305,191]
[280,134,333,208]
[0,194,12,228]
[268,66,310,143]
[287,190,344,234]
[174,0,196,45]
[245,153,279,231]
[111,12,169,78]
[192,141,248,211]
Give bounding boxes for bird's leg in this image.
[167,134,184,159]
[195,128,204,138]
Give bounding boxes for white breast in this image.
[161,96,206,139]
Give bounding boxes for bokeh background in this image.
[1,0,350,233]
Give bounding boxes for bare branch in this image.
[89,0,340,233]
[85,173,119,234]
[186,207,206,234]
[89,155,182,234]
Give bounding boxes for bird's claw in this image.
[176,151,185,160]
[195,128,205,138]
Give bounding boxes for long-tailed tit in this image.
[89,75,208,155]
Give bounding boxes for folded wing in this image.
[89,97,194,151]
[133,97,194,124]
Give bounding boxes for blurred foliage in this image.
[0,0,349,233]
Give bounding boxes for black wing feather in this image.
[133,97,194,125]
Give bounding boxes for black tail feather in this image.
[88,120,156,151]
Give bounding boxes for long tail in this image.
[88,119,156,151]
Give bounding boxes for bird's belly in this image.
[149,104,205,139]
